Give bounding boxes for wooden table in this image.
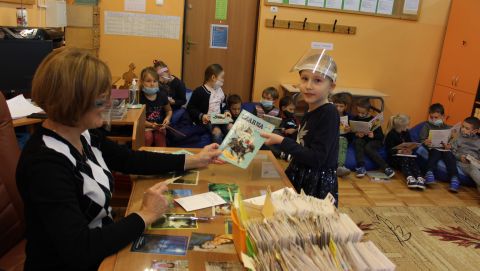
[99,148,292,271]
[12,117,43,128]
[107,105,145,150]
[11,106,145,150]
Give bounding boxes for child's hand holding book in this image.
[260,132,284,145]
[202,114,210,124]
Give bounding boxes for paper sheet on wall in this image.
[45,0,67,27]
[210,24,228,49]
[343,0,360,11]
[215,0,228,20]
[289,0,306,5]
[325,0,342,9]
[403,0,419,14]
[124,0,146,12]
[104,11,180,39]
[307,0,325,7]
[377,0,394,15]
[360,0,378,13]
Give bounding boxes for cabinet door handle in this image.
[455,76,459,87]
[448,91,452,102]
[451,91,456,102]
[451,76,455,86]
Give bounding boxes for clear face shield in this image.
[291,48,337,83]
[96,92,114,131]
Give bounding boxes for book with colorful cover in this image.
[219,110,275,169]
[339,115,349,135]
[349,112,384,133]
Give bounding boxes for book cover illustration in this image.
[219,110,274,169]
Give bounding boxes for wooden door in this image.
[182,0,259,102]
[449,90,476,124]
[436,0,480,94]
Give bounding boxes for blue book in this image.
[219,110,274,169]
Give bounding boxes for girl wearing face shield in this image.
[261,49,340,206]
[153,60,187,111]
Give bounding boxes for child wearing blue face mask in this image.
[419,103,459,190]
[139,67,172,146]
[254,87,280,118]
[451,117,480,192]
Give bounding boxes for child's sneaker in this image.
[355,167,366,177]
[337,166,351,177]
[384,167,395,178]
[424,171,435,185]
[449,176,460,193]
[406,176,418,189]
[416,177,426,190]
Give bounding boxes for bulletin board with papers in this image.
[265,0,421,21]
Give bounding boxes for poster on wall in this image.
[210,24,228,49]
[124,0,146,12]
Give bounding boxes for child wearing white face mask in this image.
[254,87,280,118]
[419,103,459,191]
[451,117,480,192]
[187,64,231,144]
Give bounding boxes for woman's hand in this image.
[202,114,210,125]
[136,182,169,226]
[185,143,224,169]
[260,132,284,146]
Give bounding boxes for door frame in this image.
[180,0,260,101]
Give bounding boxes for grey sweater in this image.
[419,122,451,142]
[451,135,480,160]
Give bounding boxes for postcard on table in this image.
[172,171,199,186]
[174,192,227,212]
[131,234,188,256]
[149,213,198,230]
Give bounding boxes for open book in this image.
[6,94,44,119]
[349,112,383,133]
[209,113,233,125]
[466,154,480,169]
[428,129,452,149]
[261,114,282,128]
[393,142,421,150]
[219,110,274,169]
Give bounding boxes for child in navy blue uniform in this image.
[331,92,352,177]
[154,60,187,111]
[139,67,172,147]
[261,49,340,205]
[353,98,395,179]
[385,114,425,190]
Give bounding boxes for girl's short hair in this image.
[139,67,159,90]
[262,87,279,100]
[204,64,223,83]
[355,98,371,110]
[31,47,111,127]
[387,114,411,133]
[227,94,242,107]
[280,96,294,109]
[153,59,168,69]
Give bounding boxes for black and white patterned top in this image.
[17,126,185,271]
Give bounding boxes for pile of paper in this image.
[6,94,43,119]
[241,189,395,271]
